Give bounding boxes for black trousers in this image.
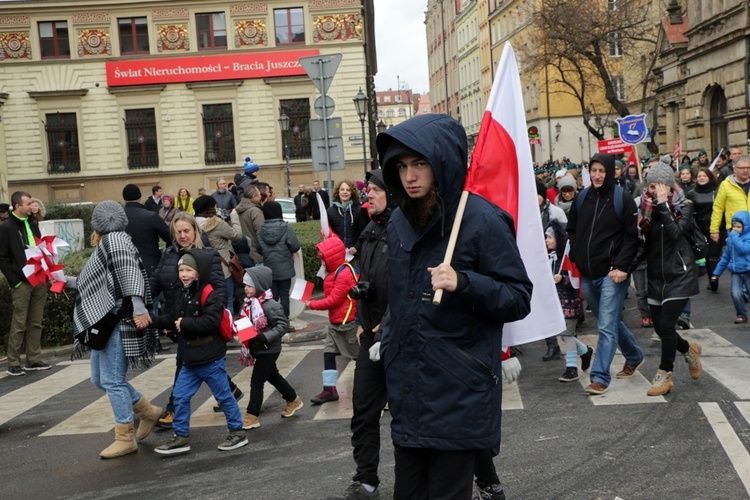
[474,448,500,489]
[393,445,476,500]
[351,332,388,487]
[649,298,690,372]
[246,351,296,416]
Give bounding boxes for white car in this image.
[275,197,298,224]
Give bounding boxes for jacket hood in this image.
[589,153,616,194]
[259,219,287,245]
[731,211,750,235]
[246,265,273,291]
[235,197,254,214]
[183,248,213,289]
[377,114,467,213]
[316,236,346,272]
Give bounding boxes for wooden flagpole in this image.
[432,190,470,305]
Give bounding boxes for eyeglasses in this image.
[735,166,750,171]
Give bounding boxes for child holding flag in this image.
[239,266,303,430]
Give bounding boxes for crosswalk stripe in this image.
[575,335,666,405]
[502,380,523,410]
[191,349,309,428]
[700,402,750,497]
[683,329,750,399]
[736,402,750,426]
[0,364,91,427]
[42,358,177,436]
[314,360,355,421]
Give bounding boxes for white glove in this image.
[369,341,381,362]
[501,357,521,383]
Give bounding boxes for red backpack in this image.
[200,284,235,343]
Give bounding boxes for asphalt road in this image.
[2,278,750,499]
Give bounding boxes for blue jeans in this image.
[90,326,142,424]
[582,276,644,386]
[225,276,235,315]
[730,272,750,317]
[172,357,243,437]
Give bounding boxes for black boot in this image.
[542,345,561,361]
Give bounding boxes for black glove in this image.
[249,333,268,349]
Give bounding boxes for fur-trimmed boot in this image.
[133,396,163,441]
[100,422,138,459]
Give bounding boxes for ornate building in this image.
[0,0,376,204]
[456,0,481,146]
[375,89,413,128]
[425,0,459,117]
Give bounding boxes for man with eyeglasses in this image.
[711,155,750,243]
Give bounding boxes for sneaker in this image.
[213,386,244,412]
[154,434,190,455]
[647,370,674,396]
[281,396,304,418]
[217,430,248,451]
[157,411,174,429]
[311,387,339,405]
[327,482,380,500]
[641,317,653,328]
[676,313,693,330]
[735,316,748,324]
[559,366,579,382]
[684,343,702,380]
[23,361,51,371]
[584,381,608,395]
[651,332,661,342]
[242,413,260,430]
[616,358,645,379]
[475,483,506,500]
[5,365,26,376]
[580,346,594,372]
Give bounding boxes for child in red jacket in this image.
[305,237,360,404]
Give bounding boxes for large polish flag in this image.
[468,42,566,347]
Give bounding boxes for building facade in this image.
[375,89,413,128]
[425,0,459,118]
[456,0,481,145]
[0,0,376,204]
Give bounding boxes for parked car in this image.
[275,197,297,224]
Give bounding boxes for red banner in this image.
[598,138,634,156]
[106,49,320,87]
[529,138,541,145]
[673,141,681,160]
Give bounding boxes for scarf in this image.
[12,212,36,247]
[638,185,686,235]
[238,289,274,366]
[71,231,158,369]
[554,194,573,215]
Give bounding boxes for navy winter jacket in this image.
[378,114,533,453]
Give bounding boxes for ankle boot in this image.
[647,370,674,396]
[100,422,138,459]
[543,345,561,361]
[133,396,164,441]
[311,386,339,405]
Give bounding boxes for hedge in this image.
[0,214,327,354]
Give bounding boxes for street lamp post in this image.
[376,120,387,166]
[583,107,592,159]
[278,112,291,197]
[353,88,369,178]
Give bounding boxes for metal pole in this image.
[587,132,591,159]
[315,58,332,191]
[285,132,291,197]
[360,118,367,178]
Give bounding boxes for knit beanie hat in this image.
[192,195,216,215]
[566,163,578,170]
[163,195,174,204]
[92,200,128,234]
[177,253,199,272]
[557,175,577,191]
[355,180,365,191]
[647,155,676,187]
[243,271,254,287]
[244,157,260,175]
[122,183,141,201]
[555,169,566,180]
[262,200,283,220]
[679,163,692,172]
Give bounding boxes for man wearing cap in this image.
[377,115,532,498]
[122,183,172,279]
[567,153,644,395]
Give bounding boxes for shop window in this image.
[125,108,159,169]
[39,21,70,59]
[119,17,150,55]
[280,98,311,159]
[274,7,305,45]
[202,103,235,165]
[196,12,227,50]
[45,113,80,173]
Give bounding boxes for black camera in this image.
[349,281,374,300]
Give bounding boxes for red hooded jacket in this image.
[309,237,359,325]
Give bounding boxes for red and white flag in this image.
[559,241,581,290]
[290,278,314,302]
[468,42,566,347]
[626,150,639,168]
[317,192,330,238]
[233,316,258,343]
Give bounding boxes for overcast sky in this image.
[373,0,429,94]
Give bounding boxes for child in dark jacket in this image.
[151,249,247,455]
[240,266,303,430]
[712,210,750,323]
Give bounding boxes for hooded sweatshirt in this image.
[242,266,288,356]
[714,211,750,276]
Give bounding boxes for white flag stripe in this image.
[317,192,330,238]
[486,43,566,347]
[42,358,177,436]
[313,359,355,421]
[290,278,309,300]
[701,402,750,497]
[1,364,90,428]
[683,329,750,399]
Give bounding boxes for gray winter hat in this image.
[557,175,577,190]
[646,155,676,187]
[92,200,128,234]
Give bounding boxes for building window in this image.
[118,17,149,54]
[196,12,227,50]
[398,108,406,116]
[45,113,80,173]
[386,109,394,117]
[202,104,235,165]
[280,98,311,159]
[39,21,70,59]
[612,75,625,101]
[125,108,158,169]
[384,95,391,103]
[274,7,305,45]
[608,32,622,57]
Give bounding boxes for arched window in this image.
[710,86,728,155]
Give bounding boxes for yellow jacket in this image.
[710,177,750,233]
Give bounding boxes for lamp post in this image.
[376,120,387,135]
[278,112,291,197]
[555,122,562,141]
[353,88,369,177]
[583,107,592,159]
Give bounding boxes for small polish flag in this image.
[290,278,314,301]
[234,316,258,343]
[559,241,581,290]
